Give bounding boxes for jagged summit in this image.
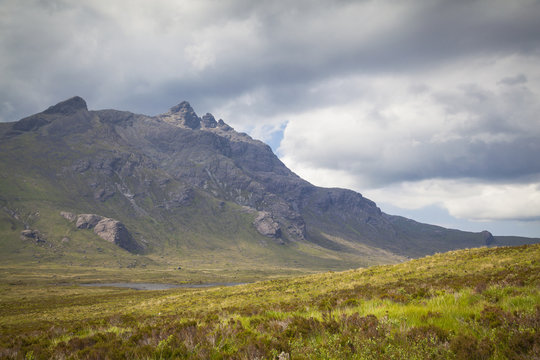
[202,113,217,128]
[161,101,233,132]
[170,100,191,113]
[43,96,88,115]
[166,101,200,129]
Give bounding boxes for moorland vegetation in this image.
[0,244,538,359]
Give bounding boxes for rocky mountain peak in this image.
[217,119,232,131]
[201,113,217,128]
[169,101,200,129]
[43,96,88,115]
[170,101,193,113]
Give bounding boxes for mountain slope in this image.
[0,96,537,270]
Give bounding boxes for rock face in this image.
[168,101,200,129]
[201,113,217,128]
[253,211,282,239]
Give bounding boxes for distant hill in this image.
[0,96,537,270]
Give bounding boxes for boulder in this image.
[93,218,139,252]
[76,214,103,229]
[60,211,76,222]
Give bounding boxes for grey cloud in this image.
[499,74,528,86]
[3,0,540,122]
[306,136,540,188]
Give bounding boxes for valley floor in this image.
[0,244,539,359]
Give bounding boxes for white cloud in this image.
[365,180,540,222]
[279,54,540,181]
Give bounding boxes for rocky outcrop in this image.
[60,211,77,222]
[20,229,46,243]
[168,101,200,129]
[158,188,194,209]
[62,212,140,252]
[217,119,232,131]
[253,211,282,239]
[93,218,139,252]
[201,113,217,128]
[76,214,103,229]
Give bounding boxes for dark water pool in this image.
[80,282,245,290]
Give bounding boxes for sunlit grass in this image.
[0,244,538,359]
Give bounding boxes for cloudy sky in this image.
[1,0,540,237]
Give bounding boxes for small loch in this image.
[80,282,244,290]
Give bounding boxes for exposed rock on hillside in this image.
[166,101,200,129]
[201,113,217,128]
[76,214,103,229]
[20,229,46,243]
[93,218,140,253]
[60,211,76,222]
[253,211,282,239]
[62,212,140,252]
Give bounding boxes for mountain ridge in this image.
[0,96,538,271]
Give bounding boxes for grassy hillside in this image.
[0,116,406,273]
[1,244,538,359]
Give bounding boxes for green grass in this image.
[0,244,538,359]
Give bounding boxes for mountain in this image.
[0,96,538,271]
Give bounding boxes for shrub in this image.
[341,313,381,339]
[478,305,510,329]
[504,330,539,360]
[407,324,449,344]
[284,316,322,338]
[450,334,493,360]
